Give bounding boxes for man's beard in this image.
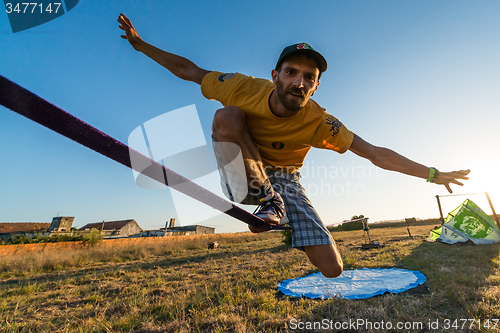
[276,78,307,112]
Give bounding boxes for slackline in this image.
[0,75,289,231]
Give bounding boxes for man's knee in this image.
[212,106,246,140]
[321,263,343,278]
[304,244,343,278]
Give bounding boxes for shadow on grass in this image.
[403,241,500,313]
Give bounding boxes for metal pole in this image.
[363,218,371,244]
[485,192,500,229]
[436,195,445,224]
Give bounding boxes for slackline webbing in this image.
[0,75,289,231]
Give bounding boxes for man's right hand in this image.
[117,13,209,84]
[118,13,143,51]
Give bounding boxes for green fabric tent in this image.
[430,199,500,244]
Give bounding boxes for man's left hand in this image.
[434,169,470,193]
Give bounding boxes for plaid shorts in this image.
[266,170,334,249]
[212,141,333,249]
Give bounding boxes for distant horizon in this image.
[2,193,499,231]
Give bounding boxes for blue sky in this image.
[1,1,499,233]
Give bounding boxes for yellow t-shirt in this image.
[201,71,354,173]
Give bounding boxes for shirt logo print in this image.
[218,73,235,82]
[326,116,342,138]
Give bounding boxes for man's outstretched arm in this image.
[118,14,209,84]
[349,133,470,193]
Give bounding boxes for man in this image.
[118,14,469,278]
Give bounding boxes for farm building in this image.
[0,222,51,240]
[78,219,143,238]
[139,229,168,237]
[167,225,215,236]
[139,219,215,237]
[48,216,74,233]
[165,219,215,235]
[140,226,215,237]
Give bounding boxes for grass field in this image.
[1,224,500,332]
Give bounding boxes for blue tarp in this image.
[278,268,426,299]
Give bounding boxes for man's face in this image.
[272,54,320,112]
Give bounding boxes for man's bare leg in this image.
[303,243,343,278]
[212,106,273,233]
[212,105,268,187]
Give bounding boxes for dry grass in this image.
[0,233,277,278]
[1,225,499,332]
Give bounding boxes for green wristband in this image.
[427,167,439,183]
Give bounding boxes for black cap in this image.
[275,43,327,73]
